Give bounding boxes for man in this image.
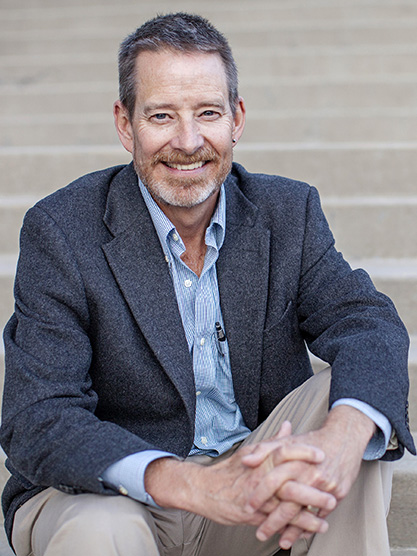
[1,12,415,556]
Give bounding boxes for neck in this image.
[155,191,219,246]
[155,191,219,277]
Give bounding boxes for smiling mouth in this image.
[164,161,207,171]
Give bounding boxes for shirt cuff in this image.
[101,450,176,506]
[332,398,392,460]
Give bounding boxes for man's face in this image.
[115,49,245,209]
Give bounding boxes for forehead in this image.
[133,49,229,106]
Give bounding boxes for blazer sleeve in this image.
[0,206,158,495]
[296,186,415,458]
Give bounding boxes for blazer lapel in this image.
[218,173,271,429]
[101,164,196,421]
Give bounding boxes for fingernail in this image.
[280,540,292,550]
[319,521,329,534]
[327,497,337,510]
[257,531,268,542]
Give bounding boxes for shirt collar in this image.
[138,178,226,254]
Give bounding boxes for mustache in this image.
[152,145,218,166]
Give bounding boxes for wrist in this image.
[144,457,204,511]
[325,405,376,451]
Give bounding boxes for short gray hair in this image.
[118,12,239,119]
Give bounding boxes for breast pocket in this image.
[261,300,311,407]
[263,300,296,336]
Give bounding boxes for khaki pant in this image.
[12,368,393,556]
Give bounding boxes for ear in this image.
[232,96,246,145]
[113,100,134,154]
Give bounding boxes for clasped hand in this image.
[146,407,373,551]
[209,420,337,550]
[239,406,374,549]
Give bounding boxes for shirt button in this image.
[164,255,169,263]
[201,437,208,445]
[200,337,205,346]
[196,391,201,396]
[184,279,192,288]
[118,486,129,496]
[172,233,179,242]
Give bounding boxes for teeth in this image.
[166,161,205,171]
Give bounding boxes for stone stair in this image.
[0,0,416,554]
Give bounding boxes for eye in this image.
[201,110,220,119]
[151,113,169,122]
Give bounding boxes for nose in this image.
[170,118,204,154]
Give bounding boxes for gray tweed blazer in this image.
[1,162,415,543]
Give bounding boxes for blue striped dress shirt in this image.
[139,180,251,456]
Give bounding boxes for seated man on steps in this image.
[1,12,415,556]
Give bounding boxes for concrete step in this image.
[2,1,417,32]
[4,110,417,147]
[4,48,417,88]
[238,46,417,79]
[234,142,417,197]
[0,145,130,197]
[245,111,417,144]
[388,446,417,549]
[322,197,417,259]
[2,16,417,56]
[2,143,417,198]
[3,76,417,116]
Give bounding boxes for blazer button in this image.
[58,484,75,494]
[118,485,129,496]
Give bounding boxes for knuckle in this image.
[296,512,321,532]
[312,469,333,492]
[334,483,349,500]
[279,501,300,523]
[280,480,298,499]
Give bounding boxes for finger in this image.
[242,440,325,469]
[241,440,286,467]
[275,420,292,439]
[290,508,329,535]
[277,524,307,550]
[245,461,315,513]
[278,508,329,549]
[257,494,281,515]
[278,525,313,550]
[278,481,337,513]
[240,421,292,467]
[257,503,328,542]
[255,500,301,541]
[258,481,336,517]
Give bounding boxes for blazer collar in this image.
[218,170,271,429]
[102,163,196,427]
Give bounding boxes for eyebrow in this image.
[143,99,227,114]
[143,103,177,114]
